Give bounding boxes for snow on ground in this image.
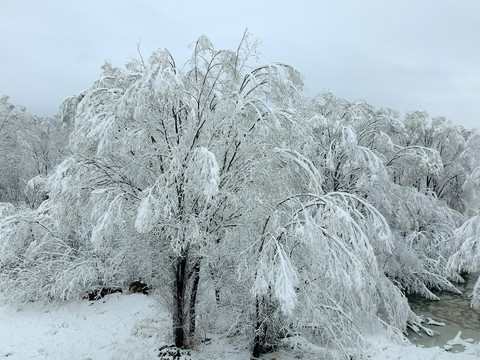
[0,293,251,360]
[366,332,480,360]
[0,293,166,360]
[1,293,480,360]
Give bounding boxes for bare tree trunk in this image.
[173,255,187,348]
[188,260,201,337]
[209,266,221,305]
[252,295,263,358]
[215,288,220,305]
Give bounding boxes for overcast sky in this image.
[1,0,479,130]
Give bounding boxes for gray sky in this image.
[1,0,479,130]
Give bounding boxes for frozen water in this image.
[407,272,480,351]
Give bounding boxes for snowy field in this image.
[1,293,480,360]
[0,293,166,360]
[0,293,253,360]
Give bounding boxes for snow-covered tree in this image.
[1,33,479,359]
[0,96,31,203]
[299,94,464,300]
[14,33,303,349]
[231,139,417,357]
[448,163,480,307]
[448,211,480,307]
[398,112,473,211]
[0,96,68,206]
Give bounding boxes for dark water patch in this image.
[407,272,480,350]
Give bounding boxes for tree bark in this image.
[252,295,264,358]
[215,288,220,305]
[188,260,201,337]
[173,255,187,348]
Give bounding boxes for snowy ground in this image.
[367,334,480,360]
[0,293,166,359]
[0,293,251,360]
[1,293,479,360]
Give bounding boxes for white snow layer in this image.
[0,293,166,360]
[1,293,479,359]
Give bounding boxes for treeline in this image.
[0,95,69,207]
[0,34,479,358]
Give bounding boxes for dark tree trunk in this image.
[209,268,221,305]
[215,288,221,305]
[252,295,264,358]
[173,255,187,348]
[188,261,201,337]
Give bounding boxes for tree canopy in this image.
[0,34,479,358]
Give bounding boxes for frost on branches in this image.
[0,33,479,359]
[448,163,480,307]
[6,33,303,350]
[247,150,412,357]
[448,213,480,307]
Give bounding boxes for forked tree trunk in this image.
[173,254,202,347]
